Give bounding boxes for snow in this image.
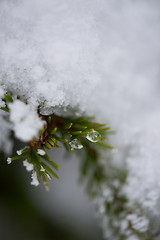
[0,0,100,112]
[9,100,45,142]
[0,87,5,98]
[7,157,12,164]
[23,160,34,172]
[37,149,45,156]
[0,0,160,235]
[0,86,5,108]
[31,171,39,186]
[16,149,23,155]
[126,214,149,232]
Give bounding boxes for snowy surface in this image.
[0,0,160,233]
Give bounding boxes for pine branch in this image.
[0,92,156,239]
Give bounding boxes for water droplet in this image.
[69,138,83,150]
[86,130,101,142]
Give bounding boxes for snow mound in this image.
[0,0,160,227]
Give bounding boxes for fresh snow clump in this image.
[9,100,45,142]
[23,160,34,172]
[31,171,39,186]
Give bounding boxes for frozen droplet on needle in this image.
[69,138,83,150]
[86,130,101,142]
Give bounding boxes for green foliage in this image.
[9,113,113,189]
[1,92,154,239]
[1,92,113,189]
